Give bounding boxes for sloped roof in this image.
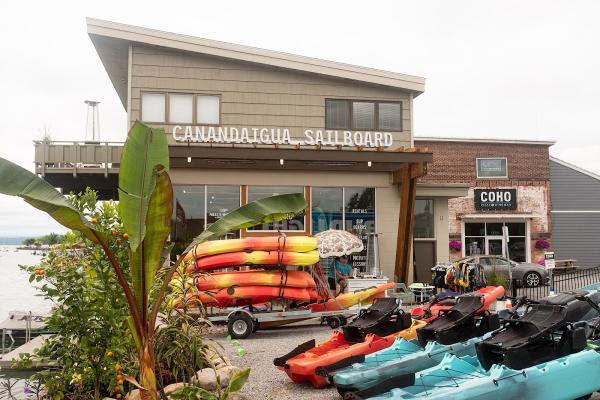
[87,18,425,108]
[550,156,600,182]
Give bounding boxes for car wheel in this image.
[524,271,542,287]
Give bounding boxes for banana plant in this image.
[0,121,307,400]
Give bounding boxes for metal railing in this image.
[33,140,124,177]
[512,266,600,300]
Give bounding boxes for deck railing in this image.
[34,140,125,177]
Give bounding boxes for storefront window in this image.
[311,187,343,233]
[464,222,527,262]
[207,186,240,236]
[247,186,305,231]
[414,199,434,239]
[344,187,375,270]
[173,185,205,254]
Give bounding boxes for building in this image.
[550,157,600,267]
[34,19,468,282]
[413,137,554,280]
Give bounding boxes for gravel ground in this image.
[207,319,600,400]
[208,319,339,400]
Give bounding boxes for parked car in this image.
[459,256,548,287]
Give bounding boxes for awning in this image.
[459,213,535,220]
[169,146,432,172]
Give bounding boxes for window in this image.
[141,93,166,122]
[378,103,402,131]
[311,187,376,271]
[197,95,220,125]
[352,102,375,130]
[326,100,351,129]
[325,100,402,131]
[311,187,343,233]
[414,199,434,239]
[169,94,193,123]
[172,185,241,254]
[464,222,527,262]
[476,158,508,178]
[247,186,305,231]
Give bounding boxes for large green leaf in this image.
[118,121,169,252]
[130,166,173,321]
[0,157,104,244]
[184,193,307,254]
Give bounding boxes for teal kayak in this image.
[333,335,487,395]
[364,350,600,400]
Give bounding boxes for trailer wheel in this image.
[252,320,260,333]
[228,313,255,339]
[327,316,341,330]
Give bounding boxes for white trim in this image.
[460,213,533,220]
[551,210,600,214]
[525,219,531,263]
[550,156,600,182]
[476,157,508,179]
[415,136,555,146]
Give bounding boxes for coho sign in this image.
[474,189,517,211]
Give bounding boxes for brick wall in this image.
[415,140,550,186]
[415,140,552,263]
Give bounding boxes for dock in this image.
[0,335,54,369]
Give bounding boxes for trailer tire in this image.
[252,320,260,332]
[228,313,255,339]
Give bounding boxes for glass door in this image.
[486,236,506,257]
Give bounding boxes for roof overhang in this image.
[415,136,556,146]
[169,146,432,172]
[459,213,535,220]
[87,17,426,109]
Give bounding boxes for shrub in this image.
[449,240,462,252]
[535,239,551,250]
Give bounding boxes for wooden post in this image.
[394,163,419,283]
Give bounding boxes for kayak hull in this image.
[333,335,485,394]
[183,236,318,261]
[369,350,600,400]
[195,270,316,290]
[190,250,320,271]
[281,320,426,388]
[309,283,395,312]
[198,285,319,307]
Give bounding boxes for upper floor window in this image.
[476,157,508,179]
[141,92,220,124]
[325,99,402,131]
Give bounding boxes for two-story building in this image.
[413,137,554,280]
[30,18,470,282]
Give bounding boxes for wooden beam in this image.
[394,163,418,283]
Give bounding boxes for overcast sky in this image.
[1,0,599,236]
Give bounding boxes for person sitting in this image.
[334,255,352,295]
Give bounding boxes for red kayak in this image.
[198,285,320,307]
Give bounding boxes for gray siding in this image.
[550,160,600,211]
[551,213,600,267]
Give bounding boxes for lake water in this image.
[0,246,50,323]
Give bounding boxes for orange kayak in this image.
[308,283,394,312]
[195,270,316,290]
[278,319,426,388]
[198,285,320,307]
[183,236,318,262]
[189,250,320,272]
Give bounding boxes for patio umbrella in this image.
[315,229,364,258]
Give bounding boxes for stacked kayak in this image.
[274,298,425,388]
[309,283,395,312]
[343,289,600,400]
[181,235,321,308]
[334,286,505,397]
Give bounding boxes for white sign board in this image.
[544,252,555,270]
[172,125,395,148]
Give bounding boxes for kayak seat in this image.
[476,290,596,370]
[342,298,411,343]
[417,294,499,346]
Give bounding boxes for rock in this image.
[163,382,185,395]
[126,389,141,400]
[214,356,231,369]
[193,366,240,390]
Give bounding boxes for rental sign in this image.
[172,125,394,148]
[474,188,518,211]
